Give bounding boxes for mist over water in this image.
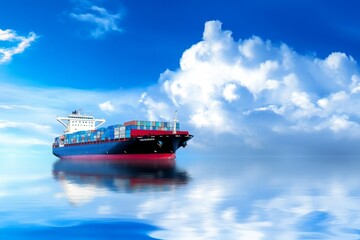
[1,152,360,239]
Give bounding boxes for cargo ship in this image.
[52,110,193,162]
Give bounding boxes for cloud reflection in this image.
[138,156,360,240]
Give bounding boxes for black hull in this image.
[53,134,192,160]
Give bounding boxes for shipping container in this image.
[108,124,122,129]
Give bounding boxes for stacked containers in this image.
[97,127,106,141]
[78,131,86,143]
[119,126,126,138]
[64,133,73,144]
[125,125,132,138]
[114,126,120,139]
[106,124,121,140]
[114,126,126,139]
[60,120,181,145]
[89,130,97,142]
[123,120,180,136]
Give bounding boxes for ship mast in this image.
[172,110,178,134]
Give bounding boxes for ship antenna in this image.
[173,110,178,134]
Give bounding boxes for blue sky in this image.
[2,0,360,89]
[1,0,360,155]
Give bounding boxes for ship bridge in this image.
[57,110,105,133]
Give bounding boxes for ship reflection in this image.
[53,159,189,204]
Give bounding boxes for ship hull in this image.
[53,134,192,163]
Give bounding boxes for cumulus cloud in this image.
[70,0,123,38]
[141,20,360,146]
[223,83,239,102]
[0,29,37,63]
[99,100,115,113]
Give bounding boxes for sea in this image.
[1,151,360,240]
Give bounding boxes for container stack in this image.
[58,120,180,145]
[123,120,179,131]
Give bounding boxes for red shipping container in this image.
[130,129,189,137]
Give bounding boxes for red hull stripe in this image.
[59,153,176,161]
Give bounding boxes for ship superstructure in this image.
[56,110,105,133]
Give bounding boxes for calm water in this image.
[1,153,360,239]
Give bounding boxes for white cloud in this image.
[70,0,123,38]
[329,115,354,132]
[99,100,115,113]
[140,20,360,146]
[314,114,359,133]
[0,29,37,63]
[139,92,173,121]
[223,83,238,102]
[350,74,360,94]
[290,91,319,119]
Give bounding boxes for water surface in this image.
[1,154,360,239]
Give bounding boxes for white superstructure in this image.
[57,110,105,133]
